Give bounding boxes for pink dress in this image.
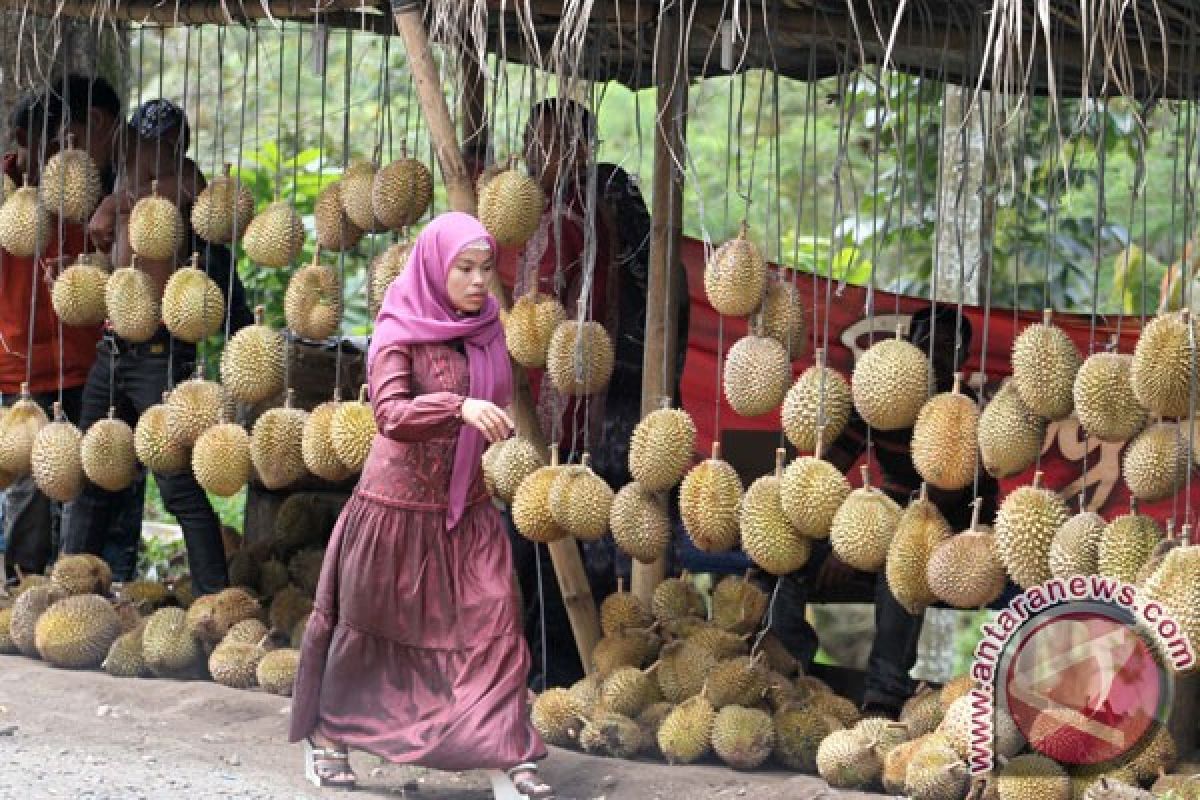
[288,342,547,770]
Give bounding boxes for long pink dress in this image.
[288,342,547,770]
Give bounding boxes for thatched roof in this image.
[6,0,1199,98]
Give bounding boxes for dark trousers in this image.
[61,337,229,595]
[2,387,145,581]
[770,537,924,712]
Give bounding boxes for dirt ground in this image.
[0,654,890,800]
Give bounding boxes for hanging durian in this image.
[993,471,1070,589]
[756,277,807,356]
[284,249,342,342]
[1074,342,1147,443]
[220,306,285,406]
[512,448,568,543]
[40,134,101,224]
[301,393,354,483]
[484,437,545,504]
[704,222,767,317]
[191,163,255,244]
[886,484,953,614]
[740,449,811,575]
[134,392,189,475]
[851,325,929,431]
[1142,528,1200,664]
[243,200,305,267]
[105,260,160,344]
[128,181,184,262]
[830,465,902,572]
[1097,501,1164,584]
[192,415,252,497]
[30,402,83,503]
[368,239,412,318]
[330,384,376,473]
[161,253,225,343]
[610,481,670,563]
[629,404,696,491]
[0,383,49,479]
[1131,309,1199,419]
[1123,421,1189,502]
[505,291,566,369]
[313,179,364,252]
[911,372,980,491]
[679,442,743,553]
[251,388,308,490]
[782,348,852,453]
[165,366,225,449]
[0,179,48,257]
[80,408,136,492]
[339,161,387,233]
[724,332,791,417]
[978,381,1046,479]
[51,255,109,327]
[546,319,615,396]
[1011,309,1082,421]
[779,433,851,538]
[548,453,613,542]
[372,151,434,231]
[477,161,544,247]
[1049,504,1107,579]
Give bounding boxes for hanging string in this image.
[334,26,353,398]
[223,27,253,348]
[292,23,304,202]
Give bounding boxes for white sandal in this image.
[303,736,356,789]
[487,763,555,800]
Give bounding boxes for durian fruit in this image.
[1012,308,1083,420]
[782,348,853,453]
[597,665,660,718]
[530,688,585,746]
[679,442,743,552]
[711,572,768,635]
[938,675,976,712]
[192,417,252,497]
[599,578,652,636]
[185,587,261,645]
[0,385,49,479]
[171,576,196,609]
[10,583,67,657]
[30,402,84,503]
[243,200,305,267]
[706,655,768,709]
[810,689,863,728]
[546,320,615,396]
[927,500,1008,608]
[636,702,674,758]
[816,727,882,789]
[1134,523,1181,587]
[220,306,285,405]
[128,181,185,261]
[160,258,223,345]
[102,626,149,677]
[1050,507,1108,579]
[882,735,926,794]
[852,325,931,431]
[1142,543,1200,664]
[912,373,980,491]
[756,278,807,357]
[830,465,902,572]
[651,573,706,624]
[51,256,109,327]
[165,367,225,449]
[512,449,568,544]
[1150,772,1200,799]
[1131,310,1199,419]
[0,181,48,257]
[1123,421,1189,502]
[1074,346,1147,443]
[476,165,544,247]
[780,437,851,538]
[688,626,750,660]
[1097,502,1164,584]
[134,392,189,475]
[34,593,121,669]
[372,152,433,231]
[339,161,386,233]
[655,640,717,703]
[996,754,1070,800]
[141,606,205,678]
[629,405,697,491]
[711,705,775,770]
[856,716,911,759]
[567,674,603,715]
[899,685,945,737]
[191,163,256,244]
[251,388,309,490]
[657,694,716,764]
[940,694,1023,760]
[886,485,953,614]
[0,172,11,200]
[0,608,15,654]
[978,381,1047,478]
[270,492,338,558]
[505,291,565,369]
[259,560,291,599]
[547,454,613,541]
[740,449,811,575]
[484,437,545,504]
[80,408,137,492]
[704,223,767,317]
[105,263,161,343]
[209,641,264,689]
[50,553,111,595]
[39,136,101,224]
[288,548,324,595]
[368,240,412,318]
[609,481,670,563]
[301,394,354,483]
[578,712,645,759]
[256,648,300,695]
[116,581,170,613]
[993,471,1070,589]
[773,706,843,772]
[591,631,655,677]
[284,251,342,341]
[268,587,313,635]
[1127,724,1179,783]
[723,333,791,417]
[904,736,970,800]
[329,385,376,473]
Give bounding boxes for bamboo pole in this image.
[630,0,688,606]
[390,0,601,673]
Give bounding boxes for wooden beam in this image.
[630,0,688,607]
[390,0,601,675]
[0,0,386,25]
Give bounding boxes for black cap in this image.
[129,98,190,151]
[9,74,120,135]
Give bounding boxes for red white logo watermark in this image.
[967,575,1194,774]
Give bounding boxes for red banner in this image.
[676,237,1200,526]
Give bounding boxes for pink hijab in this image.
[369,211,512,531]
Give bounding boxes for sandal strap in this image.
[508,762,539,776]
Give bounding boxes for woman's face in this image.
[445,246,493,314]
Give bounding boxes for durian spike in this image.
[774,447,786,478]
[253,305,266,325]
[357,384,368,403]
[710,441,722,461]
[1031,470,1044,490]
[951,372,962,394]
[1041,308,1053,326]
[968,498,982,531]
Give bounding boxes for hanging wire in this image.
[333,25,353,398]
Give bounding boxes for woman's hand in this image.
[461,398,515,443]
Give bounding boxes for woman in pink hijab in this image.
[289,212,551,797]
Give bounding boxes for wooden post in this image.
[631,0,689,606]
[390,0,601,673]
